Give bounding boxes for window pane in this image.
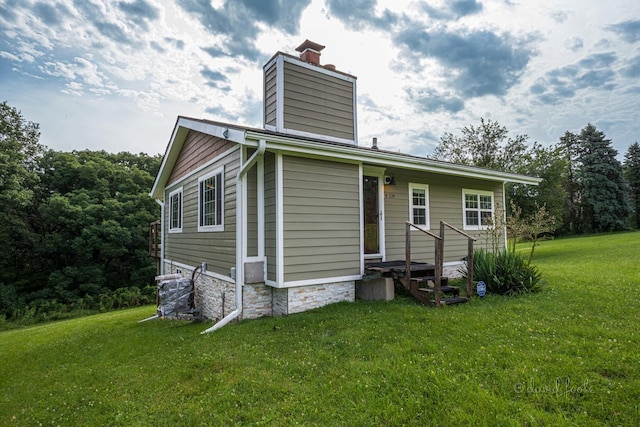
[481,211,492,225]
[412,189,426,206]
[480,195,492,210]
[413,207,426,225]
[201,176,216,226]
[466,211,478,226]
[465,194,478,209]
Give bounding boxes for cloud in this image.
[395,26,537,98]
[420,0,483,20]
[326,0,399,30]
[117,0,161,31]
[529,52,618,104]
[33,2,71,26]
[406,87,464,113]
[621,54,640,78]
[564,36,583,52]
[201,67,230,91]
[178,0,312,62]
[606,20,640,43]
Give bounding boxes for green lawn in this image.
[1,232,639,426]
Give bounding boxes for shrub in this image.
[460,249,544,295]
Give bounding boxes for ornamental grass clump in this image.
[461,248,544,295]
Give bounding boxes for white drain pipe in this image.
[202,139,266,334]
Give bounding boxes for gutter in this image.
[202,138,266,334]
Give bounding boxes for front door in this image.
[363,169,385,259]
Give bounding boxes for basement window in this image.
[168,187,183,233]
[198,167,224,232]
[463,189,494,230]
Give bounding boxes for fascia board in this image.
[149,117,247,199]
[245,131,542,186]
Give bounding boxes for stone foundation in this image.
[163,261,355,321]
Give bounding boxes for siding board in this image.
[282,156,360,282]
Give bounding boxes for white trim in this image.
[176,117,245,144]
[276,152,284,287]
[164,259,235,283]
[198,166,225,232]
[281,55,357,83]
[358,164,364,277]
[266,275,360,289]
[409,183,430,231]
[257,155,265,258]
[165,146,238,190]
[462,188,495,231]
[275,127,356,145]
[244,130,542,186]
[168,187,183,233]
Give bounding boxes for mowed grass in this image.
[1,233,639,426]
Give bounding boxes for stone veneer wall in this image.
[164,262,236,321]
[443,261,464,279]
[164,262,355,320]
[273,281,356,316]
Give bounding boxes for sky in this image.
[1,0,639,159]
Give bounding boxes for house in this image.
[149,40,540,331]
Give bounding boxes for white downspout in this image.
[202,139,266,334]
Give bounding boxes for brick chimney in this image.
[295,39,325,65]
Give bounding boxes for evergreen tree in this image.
[558,131,580,234]
[575,124,630,233]
[624,142,640,229]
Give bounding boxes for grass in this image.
[1,232,639,426]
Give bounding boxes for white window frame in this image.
[198,167,224,232]
[409,183,430,230]
[168,187,183,233]
[462,189,494,230]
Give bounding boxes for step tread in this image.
[440,297,469,305]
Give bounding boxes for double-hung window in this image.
[409,183,430,230]
[168,187,183,233]
[463,189,494,230]
[198,167,224,232]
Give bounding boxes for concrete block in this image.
[356,277,394,301]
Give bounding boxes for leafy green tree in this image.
[575,124,630,233]
[624,142,640,229]
[33,150,160,304]
[0,102,44,314]
[432,118,529,172]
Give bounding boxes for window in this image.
[409,183,429,229]
[463,189,494,230]
[198,167,224,232]
[168,187,182,232]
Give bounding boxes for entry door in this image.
[363,172,385,258]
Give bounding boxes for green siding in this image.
[264,63,277,127]
[246,159,258,258]
[383,169,504,263]
[283,156,360,282]
[164,148,240,276]
[282,61,355,141]
[264,152,277,282]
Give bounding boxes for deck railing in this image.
[405,220,477,306]
[439,221,476,299]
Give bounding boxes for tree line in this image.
[433,118,639,234]
[2,102,639,322]
[0,101,161,322]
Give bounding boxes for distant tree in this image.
[507,142,567,231]
[432,118,529,172]
[624,142,640,229]
[32,150,161,304]
[575,124,630,233]
[0,102,44,314]
[558,131,581,234]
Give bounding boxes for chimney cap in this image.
[296,39,325,53]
